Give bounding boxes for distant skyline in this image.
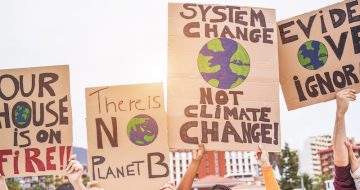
[0,0,358,151]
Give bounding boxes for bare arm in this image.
[177,144,205,190]
[345,141,360,173]
[0,175,8,190]
[333,89,356,167]
[256,144,280,190]
[66,155,87,190]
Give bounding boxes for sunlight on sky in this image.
[0,0,358,151]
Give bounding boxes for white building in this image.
[224,151,259,179]
[169,151,259,185]
[300,135,332,176]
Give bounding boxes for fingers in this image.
[160,181,175,190]
[68,162,82,174]
[65,160,77,171]
[345,141,357,161]
[338,89,357,101]
[66,160,82,174]
[167,180,175,187]
[87,181,99,188]
[345,141,352,150]
[65,154,77,170]
[192,149,197,159]
[255,144,263,161]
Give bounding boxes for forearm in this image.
[177,160,200,190]
[333,113,349,166]
[262,166,280,190]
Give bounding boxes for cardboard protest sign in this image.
[86,83,169,190]
[168,3,280,151]
[0,65,72,177]
[278,0,360,110]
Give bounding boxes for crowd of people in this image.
[0,89,359,190]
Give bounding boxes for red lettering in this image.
[46,147,56,170]
[0,149,12,175]
[25,148,45,172]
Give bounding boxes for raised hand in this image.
[336,89,356,116]
[65,155,84,185]
[345,141,360,173]
[192,144,205,162]
[255,144,270,168]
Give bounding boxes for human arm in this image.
[256,144,280,190]
[66,155,87,190]
[333,89,356,166]
[345,141,360,173]
[0,174,8,190]
[177,144,205,190]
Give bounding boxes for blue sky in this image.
[0,0,358,151]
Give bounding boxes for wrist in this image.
[336,111,345,118]
[191,159,202,168]
[261,161,271,168]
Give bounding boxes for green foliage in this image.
[301,173,313,190]
[54,176,63,188]
[279,142,301,190]
[313,174,331,190]
[44,175,54,189]
[82,175,90,186]
[6,178,23,190]
[31,180,45,190]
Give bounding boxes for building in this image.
[319,141,360,178]
[169,151,260,185]
[17,146,88,190]
[299,135,332,176]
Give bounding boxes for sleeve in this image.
[351,167,360,190]
[262,166,281,190]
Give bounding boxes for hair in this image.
[56,183,75,190]
[211,184,231,190]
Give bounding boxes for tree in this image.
[313,174,331,190]
[279,142,301,190]
[54,175,63,188]
[6,178,23,190]
[31,181,44,190]
[44,175,54,189]
[32,183,44,190]
[300,173,313,190]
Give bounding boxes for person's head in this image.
[56,183,74,190]
[211,184,231,190]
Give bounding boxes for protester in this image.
[162,143,282,190]
[345,141,360,190]
[176,144,206,190]
[332,89,357,190]
[255,144,280,190]
[65,155,104,190]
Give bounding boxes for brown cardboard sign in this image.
[0,65,72,177]
[168,3,280,151]
[278,0,360,110]
[85,83,170,189]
